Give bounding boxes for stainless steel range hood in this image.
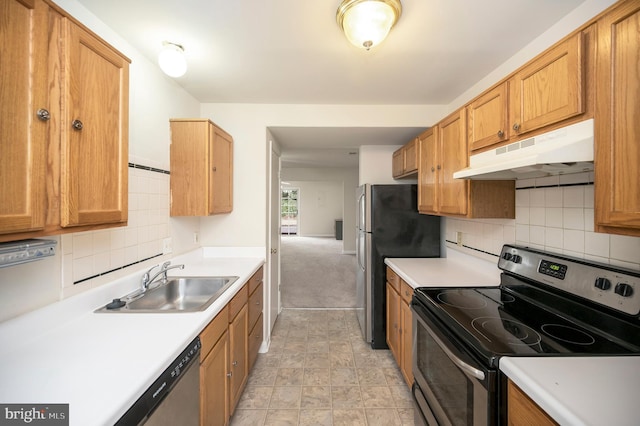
[453,119,594,180]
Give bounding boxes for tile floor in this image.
[230,309,416,426]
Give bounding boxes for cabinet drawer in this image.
[200,305,228,361]
[400,280,413,304]
[228,283,248,322]
[248,313,263,371]
[386,268,401,292]
[249,281,263,329]
[249,266,264,294]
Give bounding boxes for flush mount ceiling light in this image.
[158,41,187,77]
[336,0,402,50]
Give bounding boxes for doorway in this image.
[281,188,299,235]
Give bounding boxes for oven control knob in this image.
[502,252,513,261]
[512,255,522,264]
[614,283,634,297]
[594,277,612,291]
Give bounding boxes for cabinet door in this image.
[209,126,233,214]
[400,300,413,387]
[595,1,640,234]
[201,331,229,426]
[509,32,584,137]
[404,138,418,174]
[228,304,248,415]
[438,109,468,216]
[248,313,263,371]
[418,128,438,214]
[468,83,509,152]
[508,380,558,426]
[61,21,129,227]
[386,282,400,363]
[0,0,52,234]
[392,148,404,178]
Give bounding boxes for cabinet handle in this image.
[431,167,435,172]
[227,372,232,378]
[72,119,83,131]
[232,360,238,366]
[497,130,504,138]
[256,301,260,305]
[512,123,520,132]
[36,109,51,121]
[437,165,441,170]
[212,167,217,172]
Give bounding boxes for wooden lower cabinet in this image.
[386,282,401,363]
[201,330,229,426]
[228,302,248,417]
[199,266,264,425]
[508,380,558,426]
[386,267,414,388]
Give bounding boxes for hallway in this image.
[230,309,415,426]
[280,236,357,309]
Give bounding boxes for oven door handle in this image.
[422,318,486,381]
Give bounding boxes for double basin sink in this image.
[97,276,239,313]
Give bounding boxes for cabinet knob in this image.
[512,123,520,132]
[226,372,232,378]
[497,130,504,138]
[72,119,83,131]
[36,108,51,121]
[437,165,441,170]
[256,301,260,305]
[212,166,217,172]
[271,248,277,254]
[232,360,238,366]
[431,167,435,172]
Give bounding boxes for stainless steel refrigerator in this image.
[356,184,441,349]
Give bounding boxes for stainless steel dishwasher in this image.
[116,337,201,425]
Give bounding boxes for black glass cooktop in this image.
[413,285,640,368]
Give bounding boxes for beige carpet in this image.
[280,236,357,308]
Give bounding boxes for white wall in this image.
[359,145,399,185]
[0,0,201,322]
[284,181,343,237]
[281,167,359,252]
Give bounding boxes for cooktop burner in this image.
[471,317,542,347]
[541,324,595,346]
[437,290,488,309]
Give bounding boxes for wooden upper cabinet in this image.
[467,82,509,152]
[418,127,438,214]
[509,32,585,138]
[438,109,469,216]
[595,0,640,236]
[0,0,50,235]
[61,20,129,227]
[392,138,418,179]
[170,119,234,216]
[0,0,130,241]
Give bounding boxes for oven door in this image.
[412,301,496,426]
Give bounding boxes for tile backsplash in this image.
[445,172,640,271]
[61,165,171,297]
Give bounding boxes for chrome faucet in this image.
[141,261,185,291]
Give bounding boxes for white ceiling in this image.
[76,0,587,168]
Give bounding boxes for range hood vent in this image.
[453,119,594,180]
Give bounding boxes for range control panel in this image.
[499,245,640,316]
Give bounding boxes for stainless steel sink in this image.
[96,276,239,313]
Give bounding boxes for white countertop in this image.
[385,246,501,289]
[0,248,264,426]
[501,356,640,426]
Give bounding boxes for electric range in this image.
[410,244,640,425]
